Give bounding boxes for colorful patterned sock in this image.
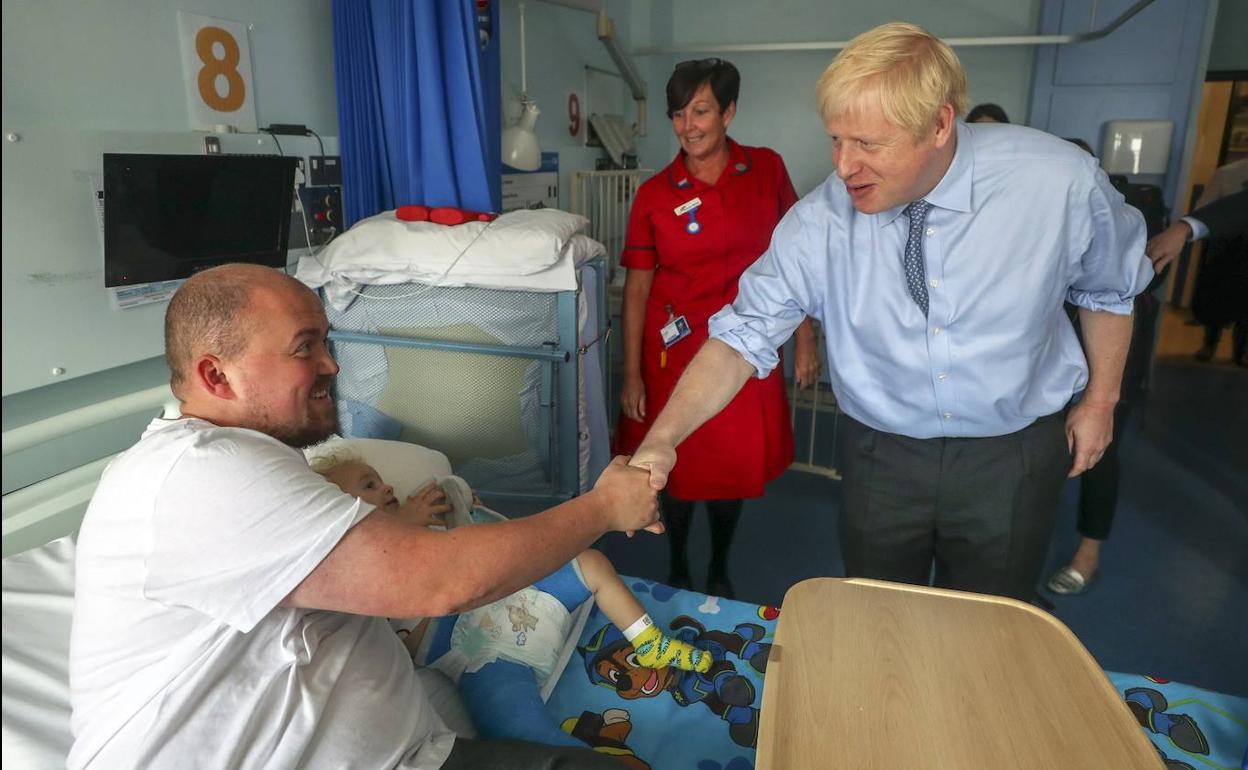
[624,615,710,672]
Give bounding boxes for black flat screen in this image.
[103,153,298,287]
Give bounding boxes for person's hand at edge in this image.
[794,327,821,389]
[1145,220,1192,273]
[620,375,647,422]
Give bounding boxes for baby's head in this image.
[311,452,399,513]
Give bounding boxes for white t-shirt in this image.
[68,418,456,769]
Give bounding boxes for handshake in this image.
[590,442,678,537]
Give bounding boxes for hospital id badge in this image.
[660,315,691,348]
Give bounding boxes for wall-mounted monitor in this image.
[103,153,298,287]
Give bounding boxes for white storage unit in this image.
[502,152,559,212]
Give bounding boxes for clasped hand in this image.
[594,456,664,536]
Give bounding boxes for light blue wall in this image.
[1208,0,1248,72]
[623,0,1043,194]
[2,0,336,487]
[1027,0,1215,217]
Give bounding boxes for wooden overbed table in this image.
[756,578,1162,769]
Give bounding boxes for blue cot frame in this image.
[326,257,608,502]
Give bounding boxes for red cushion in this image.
[396,205,431,222]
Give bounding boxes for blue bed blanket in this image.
[1105,672,1248,770]
[544,576,780,770]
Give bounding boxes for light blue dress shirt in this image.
[709,122,1154,439]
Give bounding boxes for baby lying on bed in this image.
[313,454,710,735]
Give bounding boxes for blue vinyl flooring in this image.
[591,360,1248,697]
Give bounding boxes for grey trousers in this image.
[836,410,1071,600]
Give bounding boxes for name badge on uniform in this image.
[660,315,692,348]
[674,197,703,234]
[674,197,702,216]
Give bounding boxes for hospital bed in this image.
[3,435,1247,768]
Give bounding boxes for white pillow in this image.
[2,535,76,768]
[305,437,453,500]
[298,208,590,283]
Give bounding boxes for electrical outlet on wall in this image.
[291,185,342,250]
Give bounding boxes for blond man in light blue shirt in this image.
[629,22,1153,600]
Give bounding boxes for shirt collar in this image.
[880,121,975,225]
[667,137,752,190]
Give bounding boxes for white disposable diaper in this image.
[430,585,574,690]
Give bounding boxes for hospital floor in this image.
[585,335,1248,698]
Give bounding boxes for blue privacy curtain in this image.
[332,0,501,228]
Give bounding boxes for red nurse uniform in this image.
[615,138,798,500]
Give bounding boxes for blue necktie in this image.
[903,200,932,317]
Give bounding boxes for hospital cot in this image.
[295,207,612,502]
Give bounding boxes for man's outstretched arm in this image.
[628,339,756,491]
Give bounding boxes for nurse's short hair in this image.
[966,103,1010,124]
[815,22,968,139]
[666,58,740,118]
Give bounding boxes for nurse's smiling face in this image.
[670,82,736,163]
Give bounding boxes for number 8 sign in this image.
[178,12,257,132]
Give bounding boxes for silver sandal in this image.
[1047,565,1095,595]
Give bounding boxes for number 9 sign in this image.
[178,12,258,132]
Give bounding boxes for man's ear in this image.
[193,355,236,400]
[933,103,956,148]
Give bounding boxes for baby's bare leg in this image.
[574,549,709,672]
[575,549,646,629]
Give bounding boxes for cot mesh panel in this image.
[325,283,565,495]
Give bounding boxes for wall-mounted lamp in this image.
[501,1,542,171]
[1101,120,1173,175]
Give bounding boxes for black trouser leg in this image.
[1232,320,1248,364]
[1076,441,1119,542]
[661,491,694,582]
[1075,398,1132,542]
[1202,324,1222,349]
[706,498,744,582]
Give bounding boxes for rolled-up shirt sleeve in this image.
[709,205,821,378]
[1066,168,1153,314]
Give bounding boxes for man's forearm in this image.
[435,494,612,610]
[645,339,756,447]
[1077,307,1134,405]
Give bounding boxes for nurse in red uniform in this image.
[616,59,818,598]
